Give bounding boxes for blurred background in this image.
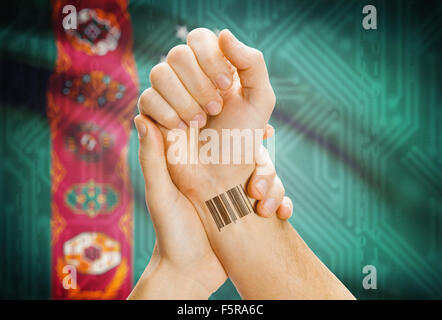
[0,0,441,299]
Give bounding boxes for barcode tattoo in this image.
[205,185,254,231]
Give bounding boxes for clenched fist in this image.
[137,28,280,218]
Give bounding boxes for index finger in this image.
[187,28,233,90]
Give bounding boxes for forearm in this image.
[128,250,211,300]
[193,194,355,300]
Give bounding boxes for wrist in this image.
[129,259,212,300]
[190,173,259,238]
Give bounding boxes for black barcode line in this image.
[206,199,223,231]
[213,196,231,225]
[235,185,250,217]
[226,189,241,219]
[239,185,254,214]
[227,188,245,218]
[206,184,254,231]
[228,186,249,218]
[220,193,237,223]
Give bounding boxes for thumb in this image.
[134,114,179,220]
[218,29,274,106]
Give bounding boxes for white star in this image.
[159,55,167,63]
[176,25,189,41]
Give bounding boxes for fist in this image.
[138,28,276,202]
[139,28,275,130]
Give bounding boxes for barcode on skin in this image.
[205,185,254,231]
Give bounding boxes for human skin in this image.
[136,28,355,299]
[127,119,292,299]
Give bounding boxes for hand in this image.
[135,28,354,300]
[138,28,276,206]
[128,116,292,299]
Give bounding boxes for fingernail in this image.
[263,198,277,214]
[134,119,147,138]
[178,121,187,130]
[215,73,231,90]
[255,179,268,197]
[206,101,222,115]
[191,113,206,128]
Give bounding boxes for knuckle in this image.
[167,44,192,64]
[184,110,199,122]
[138,88,153,113]
[162,112,180,127]
[269,169,277,181]
[255,167,275,183]
[258,159,276,178]
[191,80,205,94]
[250,48,264,62]
[267,88,276,107]
[261,171,276,186]
[187,27,214,44]
[149,62,169,84]
[185,107,206,123]
[194,81,218,99]
[204,55,221,72]
[275,176,285,196]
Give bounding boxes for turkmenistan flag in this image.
[1,0,242,300]
[1,0,442,300]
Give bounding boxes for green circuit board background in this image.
[1,0,441,299]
